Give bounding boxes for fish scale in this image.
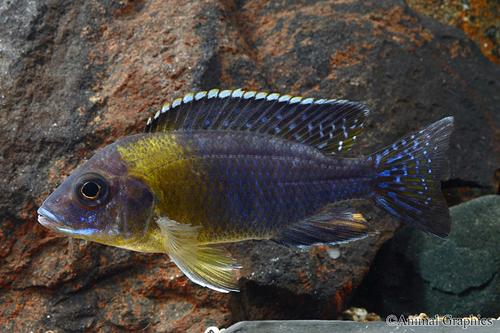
[143,131,374,242]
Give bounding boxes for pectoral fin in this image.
[156,217,241,292]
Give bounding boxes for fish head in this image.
[37,141,155,245]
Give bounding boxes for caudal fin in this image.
[371,117,454,237]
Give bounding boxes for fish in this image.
[37,88,454,292]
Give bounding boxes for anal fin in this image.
[156,217,241,292]
[274,206,369,247]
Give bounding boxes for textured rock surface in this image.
[0,0,499,332]
[407,0,500,64]
[351,195,500,317]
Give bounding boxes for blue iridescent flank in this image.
[139,89,453,244]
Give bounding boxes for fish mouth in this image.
[37,207,99,237]
[37,207,62,230]
[37,207,74,235]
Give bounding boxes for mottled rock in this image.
[407,0,500,64]
[0,0,499,332]
[351,195,500,317]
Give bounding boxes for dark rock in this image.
[0,0,498,332]
[351,195,500,317]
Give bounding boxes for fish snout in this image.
[37,206,63,230]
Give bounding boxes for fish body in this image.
[38,89,454,292]
[119,131,374,243]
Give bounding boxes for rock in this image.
[407,0,500,64]
[0,0,499,332]
[351,195,500,317]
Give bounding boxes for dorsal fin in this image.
[146,88,370,155]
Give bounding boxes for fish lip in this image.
[37,207,66,233]
[37,206,100,237]
[37,207,59,222]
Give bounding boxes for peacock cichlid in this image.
[37,89,454,292]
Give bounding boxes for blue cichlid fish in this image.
[38,89,454,292]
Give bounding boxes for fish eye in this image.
[75,174,109,207]
[81,181,101,200]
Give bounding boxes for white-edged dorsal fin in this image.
[146,89,370,155]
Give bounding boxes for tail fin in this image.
[370,117,454,237]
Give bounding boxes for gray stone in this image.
[352,195,500,317]
[222,320,500,333]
